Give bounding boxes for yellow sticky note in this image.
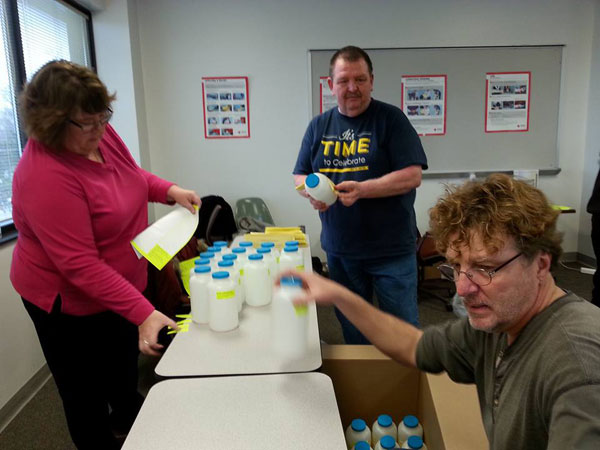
[294,304,308,316]
[147,244,172,270]
[179,257,198,295]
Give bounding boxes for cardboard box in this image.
[321,345,487,450]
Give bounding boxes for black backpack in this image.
[195,195,238,245]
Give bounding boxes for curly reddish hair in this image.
[429,173,562,266]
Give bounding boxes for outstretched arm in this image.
[277,270,423,367]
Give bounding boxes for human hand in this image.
[167,185,201,214]
[335,181,362,206]
[308,195,330,212]
[276,269,351,307]
[138,310,179,356]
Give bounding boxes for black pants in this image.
[592,214,600,307]
[23,297,144,450]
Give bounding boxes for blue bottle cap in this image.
[305,173,320,188]
[257,248,271,254]
[280,276,303,287]
[207,246,221,253]
[377,414,392,427]
[261,242,275,248]
[350,418,366,432]
[232,247,246,254]
[354,442,370,450]
[283,246,298,253]
[212,271,229,279]
[380,435,396,449]
[218,260,234,267]
[285,240,299,247]
[195,258,211,265]
[213,241,228,247]
[407,436,423,449]
[223,254,237,260]
[200,251,214,258]
[239,241,253,247]
[248,253,263,260]
[194,266,211,274]
[403,415,418,428]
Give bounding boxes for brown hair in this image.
[329,46,373,79]
[19,60,116,152]
[429,173,562,266]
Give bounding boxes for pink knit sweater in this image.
[10,125,174,325]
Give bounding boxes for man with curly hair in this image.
[282,173,600,449]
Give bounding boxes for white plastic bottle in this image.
[353,442,373,450]
[304,172,338,206]
[401,436,427,449]
[345,419,371,449]
[261,241,280,262]
[207,246,222,258]
[218,260,242,312]
[189,257,211,284]
[272,276,309,359]
[244,253,272,307]
[223,253,244,307]
[238,240,253,250]
[279,246,304,272]
[190,265,211,324]
[372,415,396,446]
[257,247,278,280]
[208,271,238,332]
[397,415,423,445]
[200,251,217,271]
[232,247,248,271]
[284,240,304,260]
[374,435,398,450]
[213,240,230,255]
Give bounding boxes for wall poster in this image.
[319,76,337,114]
[401,75,447,136]
[485,72,530,132]
[202,76,250,138]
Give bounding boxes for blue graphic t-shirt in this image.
[293,99,427,259]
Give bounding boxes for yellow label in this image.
[216,290,235,300]
[294,305,308,316]
[296,265,305,271]
[147,244,172,270]
[240,269,244,276]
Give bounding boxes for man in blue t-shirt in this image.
[293,46,428,344]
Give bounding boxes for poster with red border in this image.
[319,76,337,114]
[400,75,447,136]
[202,76,250,139]
[485,72,530,133]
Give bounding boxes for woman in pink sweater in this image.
[10,60,200,449]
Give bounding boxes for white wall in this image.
[0,244,46,415]
[124,0,597,260]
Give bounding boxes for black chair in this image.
[416,231,454,311]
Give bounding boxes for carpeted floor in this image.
[0,261,593,449]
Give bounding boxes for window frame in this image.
[0,0,96,244]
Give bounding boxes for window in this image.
[0,0,94,242]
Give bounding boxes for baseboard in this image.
[561,251,596,267]
[0,364,51,434]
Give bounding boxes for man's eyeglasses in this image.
[437,252,523,287]
[68,109,112,133]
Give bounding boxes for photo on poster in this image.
[319,77,338,113]
[485,72,530,132]
[401,75,447,136]
[201,76,250,139]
